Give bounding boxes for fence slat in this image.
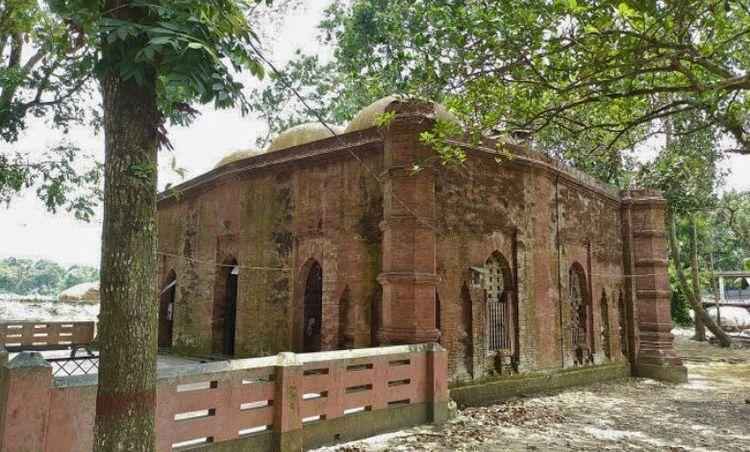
[3,343,448,451]
[0,321,96,351]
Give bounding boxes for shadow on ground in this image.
[317,334,750,451]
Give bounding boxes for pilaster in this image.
[621,189,687,383]
[377,99,441,344]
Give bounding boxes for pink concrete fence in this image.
[0,343,448,451]
[0,322,95,352]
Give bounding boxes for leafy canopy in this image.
[255,0,750,185]
[1,0,271,217]
[1,0,100,219]
[55,0,268,144]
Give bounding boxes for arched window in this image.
[212,257,239,357]
[569,263,592,364]
[303,261,323,352]
[484,251,517,371]
[158,270,176,349]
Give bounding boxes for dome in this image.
[344,95,457,133]
[266,123,344,153]
[58,282,99,302]
[213,149,262,169]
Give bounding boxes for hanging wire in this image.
[244,39,440,232]
[154,40,670,285]
[157,251,292,271]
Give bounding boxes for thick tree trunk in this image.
[667,214,732,348]
[93,66,159,450]
[689,219,707,341]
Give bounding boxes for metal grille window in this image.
[485,255,510,352]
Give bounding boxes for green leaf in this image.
[617,2,636,16]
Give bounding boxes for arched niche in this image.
[568,262,592,365]
[212,256,239,357]
[302,259,323,352]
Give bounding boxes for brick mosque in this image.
[156,96,687,386]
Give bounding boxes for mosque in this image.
[156,96,686,385]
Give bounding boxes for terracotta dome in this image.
[344,95,457,133]
[266,123,344,153]
[213,149,262,169]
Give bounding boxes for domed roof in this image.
[213,149,262,169]
[266,122,344,153]
[344,95,457,133]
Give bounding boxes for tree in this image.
[717,190,750,250]
[1,0,101,220]
[62,263,99,289]
[43,1,270,448]
[257,0,750,186]
[638,110,733,346]
[0,257,67,295]
[0,0,96,141]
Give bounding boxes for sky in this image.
[1,2,749,267]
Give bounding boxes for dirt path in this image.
[323,336,750,451]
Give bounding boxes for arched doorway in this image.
[484,251,518,372]
[569,263,592,365]
[212,257,238,357]
[158,270,176,349]
[303,261,323,352]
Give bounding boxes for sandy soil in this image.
[321,333,750,451]
[0,299,99,322]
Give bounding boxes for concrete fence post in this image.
[426,343,449,425]
[273,352,302,452]
[0,348,7,368]
[0,352,52,451]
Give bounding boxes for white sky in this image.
[1,2,748,267]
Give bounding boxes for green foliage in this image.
[2,0,272,219]
[0,257,98,296]
[62,263,99,288]
[717,190,750,249]
[637,112,723,216]
[670,289,693,327]
[0,0,97,142]
[256,0,750,185]
[51,0,268,127]
[1,0,101,219]
[0,143,102,220]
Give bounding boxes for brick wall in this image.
[155,99,683,383]
[157,131,384,358]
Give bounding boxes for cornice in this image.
[157,128,383,208]
[445,138,624,205]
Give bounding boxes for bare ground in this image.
[321,334,750,451]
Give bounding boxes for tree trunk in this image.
[708,251,721,326]
[667,213,732,347]
[93,65,159,449]
[689,219,707,341]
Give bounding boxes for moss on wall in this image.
[237,182,294,357]
[172,205,213,357]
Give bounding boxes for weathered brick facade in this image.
[156,98,686,385]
